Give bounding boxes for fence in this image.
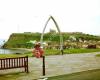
[0,56,28,73]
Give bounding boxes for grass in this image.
[0,72,28,80]
[48,69,100,80]
[45,48,100,55]
[0,51,33,58]
[0,48,100,58]
[45,49,60,55]
[95,54,100,57]
[63,48,100,54]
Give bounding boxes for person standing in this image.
[32,42,44,58]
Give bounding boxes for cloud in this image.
[0,18,4,22]
[0,0,100,39]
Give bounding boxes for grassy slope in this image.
[3,32,100,49]
[48,69,100,80]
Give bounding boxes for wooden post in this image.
[42,56,45,76]
[25,56,29,73]
[61,49,63,55]
[26,56,29,73]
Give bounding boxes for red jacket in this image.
[33,47,44,58]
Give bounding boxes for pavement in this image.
[0,52,100,80]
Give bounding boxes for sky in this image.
[0,0,100,40]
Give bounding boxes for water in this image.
[0,39,5,48]
[0,48,28,54]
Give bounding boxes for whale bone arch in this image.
[40,16,63,54]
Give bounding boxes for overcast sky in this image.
[0,0,100,39]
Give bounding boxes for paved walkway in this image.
[0,52,100,80]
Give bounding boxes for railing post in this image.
[42,56,45,76]
[25,56,29,73]
[61,49,64,55]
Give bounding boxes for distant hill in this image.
[3,32,100,49]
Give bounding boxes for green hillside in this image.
[2,32,100,49]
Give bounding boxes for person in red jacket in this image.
[32,42,44,58]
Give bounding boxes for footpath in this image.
[0,52,100,80]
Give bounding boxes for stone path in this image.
[0,52,100,80]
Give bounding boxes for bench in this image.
[0,56,29,73]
